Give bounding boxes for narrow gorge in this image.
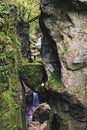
[0,0,87,130]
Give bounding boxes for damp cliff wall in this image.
[39,0,87,130]
[0,1,24,130]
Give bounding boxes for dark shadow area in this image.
[51,114,61,130]
[39,13,61,80]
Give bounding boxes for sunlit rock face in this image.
[40,0,87,130]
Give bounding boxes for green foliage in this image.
[0,0,40,129]
[0,1,23,130]
[16,0,40,42]
[47,75,59,90]
[0,18,5,27]
[16,0,40,20]
[46,74,64,92]
[61,43,69,55]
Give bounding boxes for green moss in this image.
[46,75,65,93]
[0,92,10,130]
[0,1,23,129]
[61,42,69,55]
[20,64,44,91]
[8,74,23,130]
[0,82,20,130]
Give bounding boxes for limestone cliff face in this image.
[40,0,87,129]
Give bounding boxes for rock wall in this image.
[0,1,24,130]
[17,19,31,61]
[40,0,87,130]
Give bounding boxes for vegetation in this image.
[0,0,41,129]
[46,74,65,92]
[16,0,40,41]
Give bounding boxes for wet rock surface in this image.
[27,103,50,130]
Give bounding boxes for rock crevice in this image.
[39,0,87,129]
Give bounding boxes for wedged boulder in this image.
[19,64,47,91]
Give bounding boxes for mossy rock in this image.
[19,64,47,91]
[46,75,65,93]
